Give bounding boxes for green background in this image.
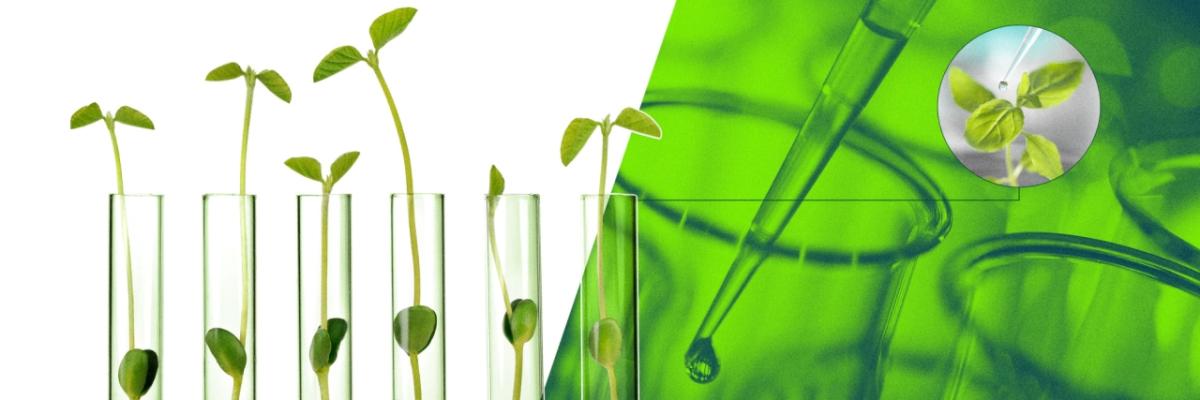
[548,0,1200,398]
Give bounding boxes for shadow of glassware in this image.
[1110,138,1200,266]
[941,232,1200,399]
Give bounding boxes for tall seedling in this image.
[311,8,435,399]
[561,108,661,400]
[71,103,158,400]
[204,62,292,400]
[486,166,539,400]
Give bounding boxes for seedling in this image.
[311,7,434,398]
[560,107,661,400]
[204,61,291,400]
[286,151,360,400]
[71,102,157,400]
[950,61,1083,186]
[486,166,540,400]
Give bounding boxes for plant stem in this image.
[317,371,330,400]
[231,376,243,400]
[320,189,330,329]
[512,345,524,400]
[409,353,423,400]
[488,201,514,317]
[596,126,611,320]
[605,365,619,400]
[107,118,136,350]
[369,59,422,306]
[238,68,256,344]
[1004,143,1016,186]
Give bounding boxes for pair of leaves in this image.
[206,62,293,103]
[394,305,437,355]
[561,108,662,166]
[285,151,361,189]
[118,348,159,399]
[587,318,623,369]
[70,103,155,130]
[502,299,539,346]
[1017,61,1084,108]
[309,318,349,373]
[205,328,246,380]
[312,8,417,82]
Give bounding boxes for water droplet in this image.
[685,338,720,383]
[998,81,1008,92]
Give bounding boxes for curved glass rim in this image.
[1109,138,1200,265]
[108,193,163,198]
[389,192,445,199]
[485,193,540,198]
[581,193,637,199]
[617,90,951,266]
[297,193,352,198]
[202,193,257,198]
[943,232,1200,311]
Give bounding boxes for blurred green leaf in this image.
[1017,61,1084,108]
[965,98,1023,152]
[1020,132,1064,180]
[1051,17,1130,76]
[949,67,995,111]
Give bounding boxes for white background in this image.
[0,1,673,398]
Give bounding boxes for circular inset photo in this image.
[938,26,1099,187]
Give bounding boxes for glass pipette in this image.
[998,27,1043,92]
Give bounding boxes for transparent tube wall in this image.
[110,194,163,400]
[486,195,544,400]
[298,194,352,400]
[392,194,445,400]
[204,194,256,400]
[579,194,639,399]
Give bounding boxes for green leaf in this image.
[205,328,247,379]
[614,107,662,138]
[206,62,244,81]
[502,299,539,346]
[313,46,365,82]
[965,98,1023,152]
[1020,132,1064,180]
[308,327,332,372]
[256,70,292,103]
[488,165,505,198]
[370,7,418,51]
[561,118,599,166]
[949,67,995,111]
[118,349,158,398]
[329,151,360,185]
[394,305,437,355]
[70,102,103,129]
[326,318,349,365]
[114,106,155,130]
[285,157,323,183]
[1017,61,1084,108]
[587,318,622,369]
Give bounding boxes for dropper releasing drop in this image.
[685,337,720,383]
[998,27,1043,92]
[998,80,1008,92]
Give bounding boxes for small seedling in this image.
[950,61,1083,186]
[204,61,291,400]
[71,102,157,400]
[312,7,433,398]
[561,107,661,400]
[286,151,360,400]
[486,166,540,400]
